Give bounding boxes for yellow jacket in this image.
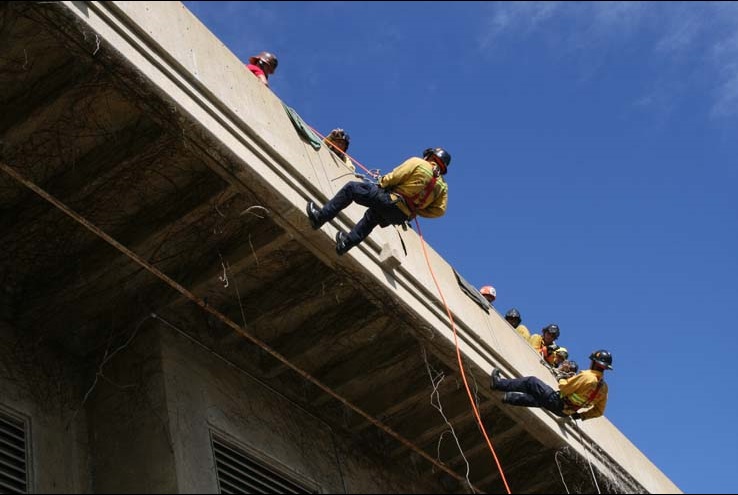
[528,333,544,352]
[379,157,448,218]
[528,334,559,365]
[558,369,608,420]
[514,324,531,341]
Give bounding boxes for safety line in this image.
[302,124,512,492]
[414,217,513,494]
[0,161,480,491]
[576,421,602,494]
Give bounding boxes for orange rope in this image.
[414,217,513,494]
[296,121,511,490]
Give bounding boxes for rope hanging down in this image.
[309,121,513,492]
[414,217,513,494]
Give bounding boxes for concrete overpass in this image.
[0,2,681,493]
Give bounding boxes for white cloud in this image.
[590,1,647,34]
[478,1,562,50]
[478,2,738,119]
[655,12,702,55]
[711,32,738,116]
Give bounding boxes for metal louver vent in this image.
[0,412,28,494]
[212,435,314,494]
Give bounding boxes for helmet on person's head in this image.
[554,347,568,360]
[542,324,560,339]
[589,349,613,370]
[249,51,278,74]
[422,147,451,174]
[480,285,496,302]
[542,323,560,338]
[568,361,579,373]
[505,308,521,321]
[329,128,351,150]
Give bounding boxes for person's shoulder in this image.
[404,156,426,165]
[246,63,265,75]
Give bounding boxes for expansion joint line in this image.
[0,161,480,492]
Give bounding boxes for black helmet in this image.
[542,324,560,339]
[568,361,579,373]
[505,308,521,321]
[249,51,278,74]
[423,147,451,173]
[328,128,350,150]
[589,349,613,370]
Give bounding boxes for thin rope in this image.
[414,217,512,494]
[421,346,474,493]
[0,160,480,491]
[575,421,602,494]
[554,450,571,494]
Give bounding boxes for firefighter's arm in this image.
[379,159,417,189]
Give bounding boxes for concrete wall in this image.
[157,321,441,494]
[85,323,177,494]
[0,322,90,493]
[0,315,442,494]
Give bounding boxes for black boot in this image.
[306,201,323,230]
[335,231,351,255]
[490,368,502,390]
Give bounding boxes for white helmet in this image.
[480,285,496,302]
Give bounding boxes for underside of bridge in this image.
[0,3,641,493]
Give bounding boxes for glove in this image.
[570,412,582,420]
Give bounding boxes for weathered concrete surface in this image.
[0,1,681,493]
[0,322,90,493]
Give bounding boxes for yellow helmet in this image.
[554,347,568,359]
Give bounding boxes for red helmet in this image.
[249,51,278,75]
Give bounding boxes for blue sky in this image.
[184,2,737,493]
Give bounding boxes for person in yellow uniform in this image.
[306,147,450,255]
[489,350,612,421]
[504,308,531,340]
[529,323,564,366]
[323,128,355,173]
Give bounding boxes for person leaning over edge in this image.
[323,128,355,172]
[305,147,450,255]
[489,349,612,421]
[529,323,561,364]
[246,51,278,86]
[504,308,531,340]
[480,285,496,305]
